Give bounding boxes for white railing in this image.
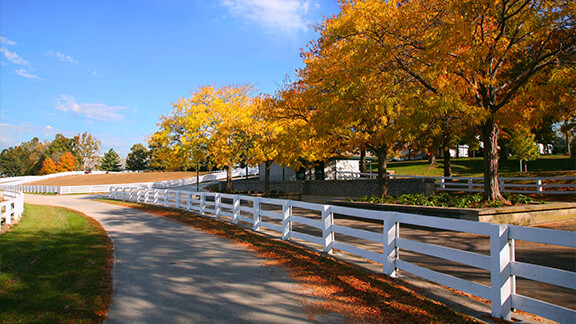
[0,167,259,195]
[0,190,24,228]
[109,186,575,323]
[336,172,576,195]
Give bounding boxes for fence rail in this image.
[337,172,576,195]
[0,167,259,195]
[0,190,24,227]
[109,186,575,323]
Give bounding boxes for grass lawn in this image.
[387,155,576,177]
[0,204,113,323]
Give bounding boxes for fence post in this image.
[383,213,399,277]
[153,190,159,205]
[467,178,473,191]
[536,179,543,194]
[232,195,240,224]
[187,192,192,211]
[163,190,168,207]
[440,178,446,190]
[215,193,221,219]
[253,198,261,231]
[176,190,182,209]
[282,200,292,241]
[5,203,11,225]
[490,224,512,321]
[321,205,333,254]
[499,178,505,193]
[200,193,206,215]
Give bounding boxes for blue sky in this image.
[0,0,340,156]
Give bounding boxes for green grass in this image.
[0,204,113,323]
[387,155,576,177]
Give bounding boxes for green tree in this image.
[126,144,150,171]
[510,129,540,172]
[0,147,26,177]
[99,149,121,171]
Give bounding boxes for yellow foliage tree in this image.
[150,84,258,191]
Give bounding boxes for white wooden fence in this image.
[0,167,259,195]
[109,186,575,323]
[337,172,576,195]
[0,190,24,227]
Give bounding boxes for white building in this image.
[259,158,361,181]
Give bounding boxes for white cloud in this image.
[13,68,42,80]
[56,94,127,122]
[0,48,30,67]
[0,122,59,149]
[45,125,54,130]
[0,36,16,45]
[46,50,78,63]
[220,0,311,34]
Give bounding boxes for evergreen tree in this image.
[126,144,150,171]
[99,149,121,171]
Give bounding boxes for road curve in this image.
[24,194,325,324]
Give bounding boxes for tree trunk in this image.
[567,131,572,157]
[499,138,508,162]
[359,150,367,173]
[226,164,233,192]
[376,146,388,197]
[264,160,272,194]
[428,152,436,165]
[482,117,504,201]
[443,147,452,177]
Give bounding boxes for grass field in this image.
[27,171,203,186]
[387,155,576,177]
[0,204,113,323]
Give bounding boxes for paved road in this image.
[25,194,329,324]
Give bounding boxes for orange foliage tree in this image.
[57,152,76,172]
[39,158,57,175]
[316,0,575,201]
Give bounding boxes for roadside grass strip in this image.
[101,199,480,323]
[0,204,113,323]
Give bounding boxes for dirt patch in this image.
[26,172,204,186]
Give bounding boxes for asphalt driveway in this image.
[24,194,327,324]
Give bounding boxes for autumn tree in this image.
[126,144,150,171]
[246,91,316,194]
[99,149,121,171]
[46,134,75,162]
[326,0,575,201]
[151,84,258,191]
[299,10,419,196]
[56,152,76,172]
[39,158,57,175]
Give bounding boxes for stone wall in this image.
[227,178,435,197]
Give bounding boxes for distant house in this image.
[259,158,362,181]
